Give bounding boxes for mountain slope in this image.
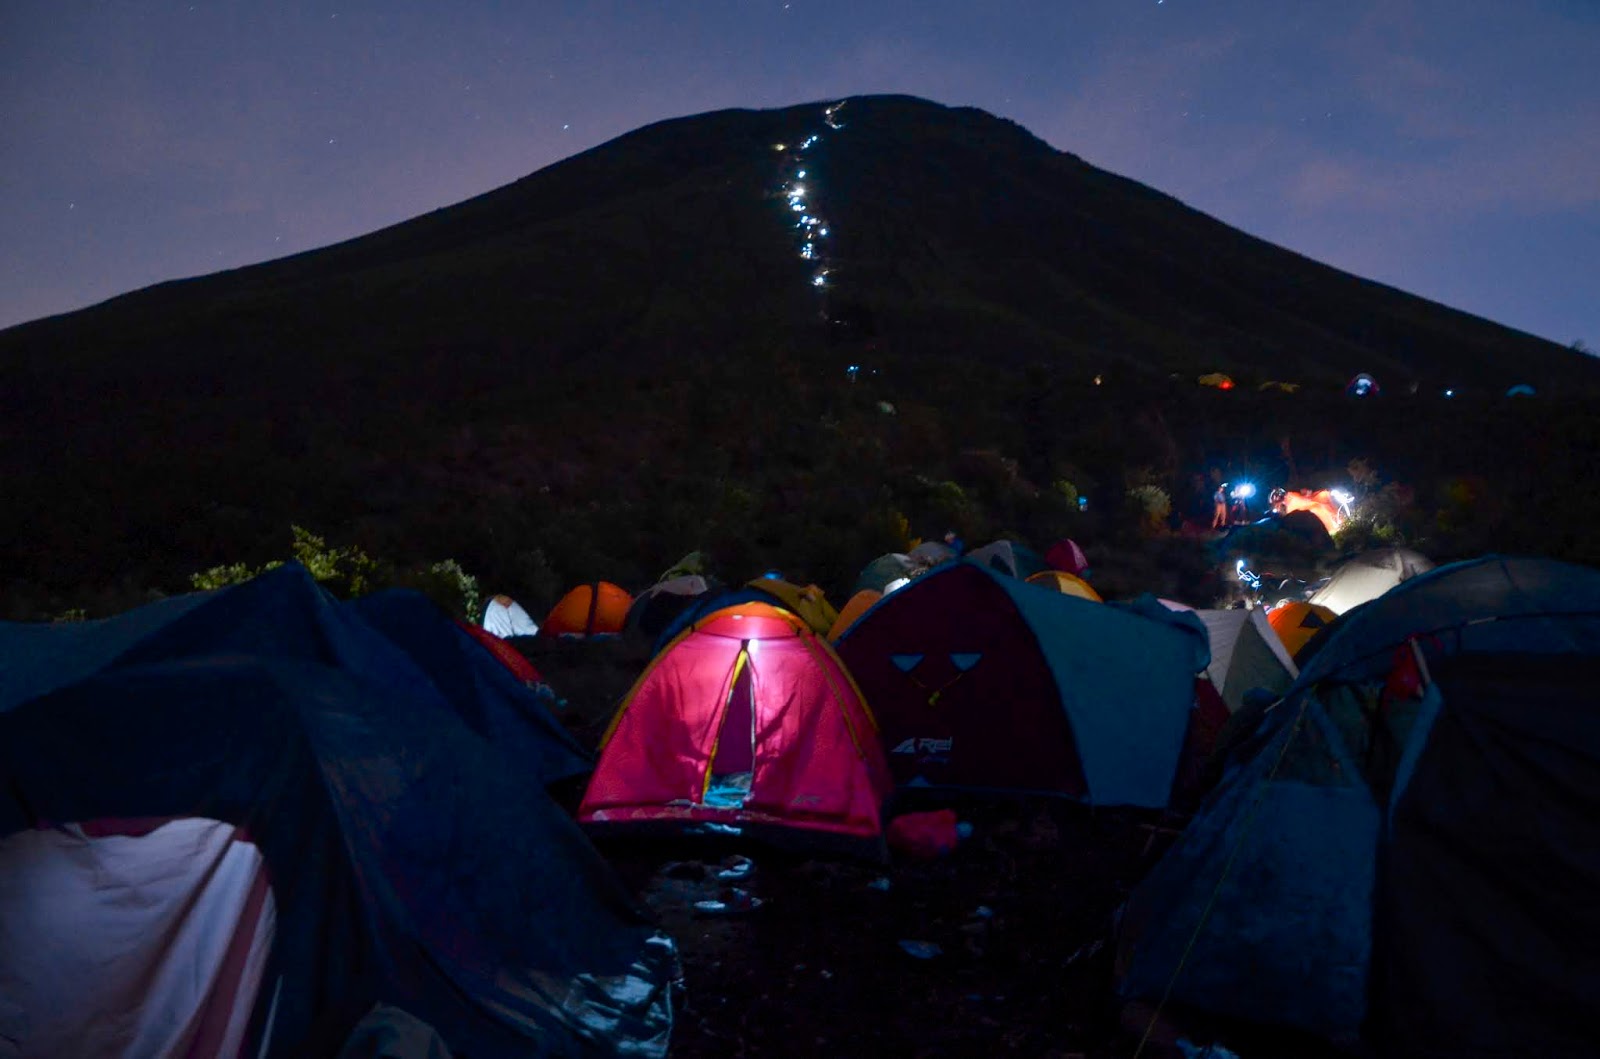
[2,94,1594,607]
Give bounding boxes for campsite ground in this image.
[536,639,1365,1059]
[598,801,1366,1059]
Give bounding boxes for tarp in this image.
[835,562,1209,805]
[0,565,676,1059]
[1119,556,1600,1056]
[348,589,584,782]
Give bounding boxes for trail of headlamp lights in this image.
[772,101,847,303]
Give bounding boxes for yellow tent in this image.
[827,589,881,642]
[1025,569,1103,602]
[746,578,839,636]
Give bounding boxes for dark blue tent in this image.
[345,588,590,784]
[1118,556,1600,1057]
[0,565,676,1058]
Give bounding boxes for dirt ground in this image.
[604,799,1157,1059]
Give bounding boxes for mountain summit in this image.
[2,95,1594,603]
[3,94,1590,387]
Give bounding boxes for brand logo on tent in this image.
[891,737,953,757]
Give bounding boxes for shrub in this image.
[1126,484,1172,534]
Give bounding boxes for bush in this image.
[188,525,482,620]
[1126,484,1172,535]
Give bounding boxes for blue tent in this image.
[835,560,1211,805]
[1118,556,1600,1056]
[346,588,589,783]
[0,565,676,1058]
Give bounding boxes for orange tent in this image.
[1277,490,1343,536]
[544,581,633,637]
[1266,601,1337,659]
[827,589,881,642]
[1025,569,1103,602]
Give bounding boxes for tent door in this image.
[706,644,756,806]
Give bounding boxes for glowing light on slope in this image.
[770,102,850,308]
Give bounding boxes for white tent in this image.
[1193,607,1299,712]
[482,594,539,638]
[1309,547,1435,615]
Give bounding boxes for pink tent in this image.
[580,602,892,849]
[1045,538,1091,578]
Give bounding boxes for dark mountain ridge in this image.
[3,94,1596,612]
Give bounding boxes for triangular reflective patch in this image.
[950,652,982,672]
[891,653,924,672]
[906,775,932,787]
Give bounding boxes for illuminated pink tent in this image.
[580,602,892,850]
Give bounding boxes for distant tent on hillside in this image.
[625,575,717,646]
[1309,547,1434,615]
[835,561,1210,805]
[1119,556,1600,1057]
[1044,538,1091,579]
[0,565,674,1059]
[857,552,921,594]
[1346,372,1380,397]
[1506,383,1537,397]
[828,589,881,642]
[907,540,958,566]
[1198,373,1235,390]
[544,581,633,637]
[482,594,539,638]
[1026,569,1103,602]
[581,602,891,852]
[965,539,1047,581]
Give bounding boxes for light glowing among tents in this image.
[544,582,634,638]
[1309,547,1435,615]
[1199,373,1236,390]
[580,602,891,851]
[1275,489,1348,536]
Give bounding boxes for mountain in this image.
[3,94,1596,612]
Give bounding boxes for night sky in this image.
[4,2,1596,347]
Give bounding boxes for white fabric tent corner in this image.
[482,595,539,638]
